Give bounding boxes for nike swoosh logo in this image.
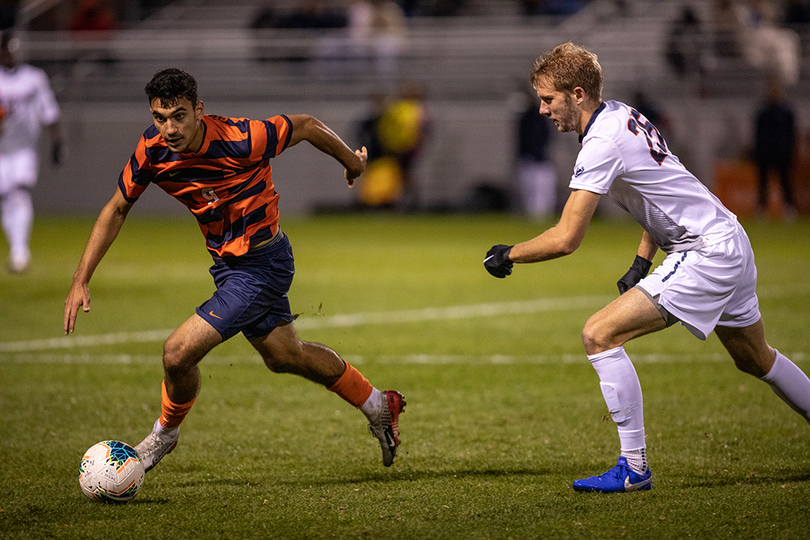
[169,171,180,177]
[209,311,223,320]
[623,475,650,492]
[483,255,495,263]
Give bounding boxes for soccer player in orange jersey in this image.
[64,68,404,472]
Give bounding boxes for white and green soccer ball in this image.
[79,440,145,503]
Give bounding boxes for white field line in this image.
[0,295,610,353]
[0,283,806,353]
[2,351,807,366]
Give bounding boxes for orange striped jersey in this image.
[118,114,292,257]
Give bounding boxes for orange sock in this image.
[159,380,196,429]
[327,362,373,408]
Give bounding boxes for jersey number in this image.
[201,187,220,204]
[627,109,668,166]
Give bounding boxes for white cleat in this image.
[9,254,29,273]
[134,419,179,472]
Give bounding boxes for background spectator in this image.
[753,76,797,219]
[347,0,407,77]
[359,82,430,209]
[514,85,556,218]
[665,4,706,80]
[69,0,117,34]
[711,0,748,58]
[276,0,348,29]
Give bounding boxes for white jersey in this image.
[569,100,738,253]
[0,64,60,155]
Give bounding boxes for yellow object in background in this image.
[359,157,403,206]
[377,99,424,154]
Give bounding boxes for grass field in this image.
[1,213,809,539]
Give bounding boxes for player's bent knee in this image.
[162,338,198,375]
[581,321,609,354]
[162,351,190,375]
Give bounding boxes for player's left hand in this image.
[484,244,514,278]
[617,255,652,294]
[345,146,367,187]
[64,281,91,334]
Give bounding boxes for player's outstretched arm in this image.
[286,114,367,186]
[484,190,600,278]
[511,189,601,263]
[64,190,134,335]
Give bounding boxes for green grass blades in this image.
[1,213,809,539]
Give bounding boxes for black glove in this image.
[484,244,513,278]
[617,255,652,294]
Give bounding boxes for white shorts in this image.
[636,227,761,340]
[0,148,39,196]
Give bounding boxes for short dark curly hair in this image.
[144,68,198,108]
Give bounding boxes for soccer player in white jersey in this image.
[484,42,810,493]
[0,32,62,272]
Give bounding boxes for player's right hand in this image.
[345,146,367,186]
[64,283,91,334]
[484,244,514,278]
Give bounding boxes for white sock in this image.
[153,418,178,437]
[588,346,647,472]
[621,448,648,474]
[760,350,810,425]
[360,387,383,421]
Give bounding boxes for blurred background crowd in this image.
[0,0,808,227]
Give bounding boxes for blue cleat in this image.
[572,456,653,493]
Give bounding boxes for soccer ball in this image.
[79,440,145,503]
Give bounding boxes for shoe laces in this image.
[607,459,632,480]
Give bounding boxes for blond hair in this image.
[530,42,603,102]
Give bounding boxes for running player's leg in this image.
[162,314,223,405]
[573,288,666,491]
[136,314,222,471]
[582,287,668,355]
[1,188,33,272]
[250,322,345,386]
[715,320,810,424]
[1,151,38,272]
[712,226,810,424]
[251,323,405,466]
